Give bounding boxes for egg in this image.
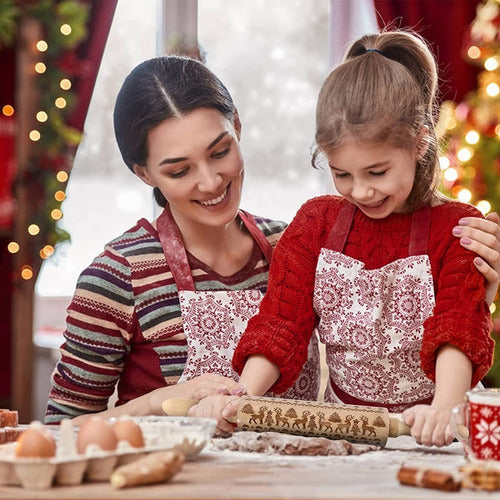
[77,417,118,454]
[112,419,144,448]
[15,427,56,458]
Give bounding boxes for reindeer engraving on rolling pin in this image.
[249,406,267,425]
[317,411,333,432]
[360,415,377,437]
[274,408,290,428]
[334,415,353,434]
[292,410,310,430]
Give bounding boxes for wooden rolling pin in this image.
[163,395,412,447]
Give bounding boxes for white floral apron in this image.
[313,202,436,412]
[157,206,320,401]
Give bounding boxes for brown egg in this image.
[77,417,118,454]
[112,419,144,448]
[15,427,56,458]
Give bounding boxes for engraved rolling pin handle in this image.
[162,397,409,435]
[162,397,237,423]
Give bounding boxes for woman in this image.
[45,56,500,426]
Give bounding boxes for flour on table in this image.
[212,431,379,456]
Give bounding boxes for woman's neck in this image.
[171,214,254,277]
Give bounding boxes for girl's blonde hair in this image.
[313,30,442,211]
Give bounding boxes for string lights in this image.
[437,0,500,386]
[2,1,90,281]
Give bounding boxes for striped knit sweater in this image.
[45,213,287,423]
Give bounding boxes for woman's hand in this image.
[73,374,243,425]
[148,373,244,415]
[453,212,500,304]
[188,395,240,436]
[402,404,454,447]
[179,373,244,401]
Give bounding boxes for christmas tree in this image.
[437,0,500,386]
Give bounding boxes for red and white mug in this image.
[452,388,500,462]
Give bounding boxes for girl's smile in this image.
[327,140,418,219]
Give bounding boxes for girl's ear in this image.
[233,109,242,141]
[416,125,430,160]
[133,164,156,187]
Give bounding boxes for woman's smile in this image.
[197,185,230,206]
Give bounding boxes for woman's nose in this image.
[197,165,223,192]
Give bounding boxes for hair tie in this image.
[365,48,383,55]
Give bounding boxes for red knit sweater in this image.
[233,196,494,399]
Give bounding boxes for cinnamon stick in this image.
[110,450,185,489]
[397,465,461,492]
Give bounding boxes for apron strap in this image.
[156,205,196,292]
[238,210,274,264]
[324,202,357,252]
[409,206,432,256]
[323,202,431,255]
[157,206,274,292]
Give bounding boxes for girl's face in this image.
[326,139,418,219]
[134,108,244,231]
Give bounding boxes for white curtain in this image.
[329,0,378,67]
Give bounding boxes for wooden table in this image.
[0,436,494,499]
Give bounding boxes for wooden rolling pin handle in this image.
[388,416,411,437]
[162,397,237,423]
[387,414,469,440]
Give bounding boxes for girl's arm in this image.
[453,212,500,304]
[238,355,281,395]
[403,344,472,446]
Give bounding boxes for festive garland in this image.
[0,0,90,279]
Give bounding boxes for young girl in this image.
[193,30,496,445]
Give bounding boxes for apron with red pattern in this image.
[313,202,436,412]
[157,206,320,401]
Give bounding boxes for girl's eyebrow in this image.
[330,161,389,171]
[159,132,230,166]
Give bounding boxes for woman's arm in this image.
[73,373,243,425]
[453,212,500,304]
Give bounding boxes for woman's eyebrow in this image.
[159,132,230,166]
[207,131,229,150]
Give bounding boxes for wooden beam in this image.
[11,16,42,423]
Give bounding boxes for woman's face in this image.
[134,108,244,231]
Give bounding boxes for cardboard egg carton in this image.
[0,416,215,490]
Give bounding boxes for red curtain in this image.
[373,0,481,103]
[0,47,16,402]
[0,0,117,403]
[68,0,117,131]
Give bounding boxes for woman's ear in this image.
[133,164,156,187]
[233,109,242,141]
[416,125,430,160]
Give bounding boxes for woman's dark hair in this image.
[113,56,236,206]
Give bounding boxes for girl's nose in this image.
[351,180,374,200]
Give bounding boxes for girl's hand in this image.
[452,212,500,305]
[187,395,240,436]
[402,404,455,447]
